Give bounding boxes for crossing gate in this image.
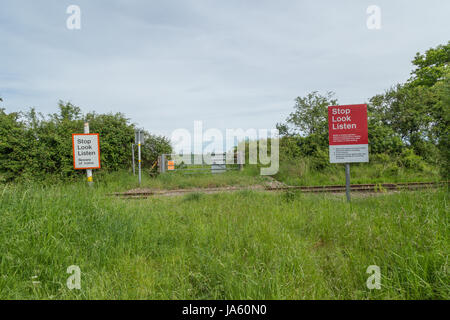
[158,152,244,174]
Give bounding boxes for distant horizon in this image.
[1,0,449,144]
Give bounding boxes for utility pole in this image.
[84,122,93,186]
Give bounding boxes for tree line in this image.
[1,42,448,182]
[0,101,171,182]
[275,42,449,178]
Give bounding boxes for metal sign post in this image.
[345,163,351,202]
[132,143,135,175]
[161,154,166,173]
[135,130,142,185]
[138,140,141,185]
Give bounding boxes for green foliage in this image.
[183,192,203,202]
[141,133,172,172]
[384,163,400,176]
[282,189,297,203]
[0,101,171,182]
[85,112,134,171]
[410,41,449,87]
[431,69,450,178]
[0,109,28,181]
[368,43,449,174]
[370,84,437,149]
[367,120,404,155]
[276,43,448,180]
[277,91,337,138]
[397,148,427,171]
[0,181,448,299]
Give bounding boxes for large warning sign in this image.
[328,104,368,163]
[72,133,101,169]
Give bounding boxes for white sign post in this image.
[72,123,101,185]
[135,130,143,185]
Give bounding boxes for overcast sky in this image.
[1,0,449,146]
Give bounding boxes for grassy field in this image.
[87,162,443,193]
[0,176,448,299]
[89,167,268,192]
[275,161,442,186]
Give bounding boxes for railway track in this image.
[110,181,448,199]
[266,181,447,193]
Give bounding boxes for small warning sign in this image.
[167,160,175,171]
[72,133,101,169]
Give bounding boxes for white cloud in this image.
[1,0,449,141]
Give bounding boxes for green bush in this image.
[397,148,428,171]
[310,147,329,170]
[0,101,171,182]
[371,153,391,164]
[385,163,400,176]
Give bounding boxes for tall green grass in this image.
[0,180,448,299]
[275,158,441,186]
[90,168,266,192]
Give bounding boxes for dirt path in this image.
[113,176,289,198]
[112,185,266,198]
[109,181,446,199]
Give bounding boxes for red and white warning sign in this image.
[328,104,369,163]
[72,133,101,169]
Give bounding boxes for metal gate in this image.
[158,152,244,174]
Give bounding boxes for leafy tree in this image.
[278,91,338,138]
[141,133,172,171]
[410,41,450,87]
[369,43,449,168]
[369,84,436,147]
[0,101,172,181]
[86,111,135,171]
[0,109,28,181]
[431,68,450,177]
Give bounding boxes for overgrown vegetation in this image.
[275,42,449,182]
[0,101,171,182]
[99,168,266,192]
[0,43,448,301]
[1,43,447,186]
[0,181,447,299]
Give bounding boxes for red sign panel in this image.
[328,104,368,145]
[328,104,368,163]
